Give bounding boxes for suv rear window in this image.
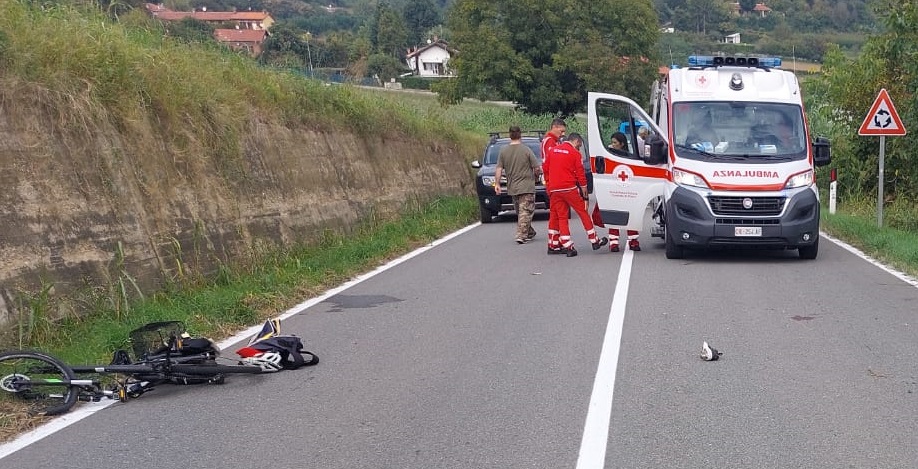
[484,141,543,165]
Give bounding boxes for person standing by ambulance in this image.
[595,132,642,252]
[541,118,566,253]
[495,126,542,244]
[545,133,608,257]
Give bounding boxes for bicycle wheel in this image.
[0,351,79,416]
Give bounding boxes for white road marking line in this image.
[576,249,633,469]
[820,231,918,288]
[0,223,481,460]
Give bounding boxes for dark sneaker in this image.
[609,244,620,253]
[526,229,537,240]
[565,247,578,257]
[547,247,564,255]
[629,240,641,251]
[516,238,526,244]
[591,237,609,250]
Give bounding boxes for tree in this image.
[403,0,441,46]
[165,17,215,44]
[673,0,730,35]
[373,3,410,58]
[259,23,307,68]
[438,0,660,115]
[367,53,408,82]
[738,0,756,13]
[812,1,918,202]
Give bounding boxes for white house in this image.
[406,39,455,77]
[724,32,741,44]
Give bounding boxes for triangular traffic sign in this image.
[859,88,906,136]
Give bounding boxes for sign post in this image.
[829,168,837,215]
[858,88,906,227]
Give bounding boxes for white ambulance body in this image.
[588,55,831,259]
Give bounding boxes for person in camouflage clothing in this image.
[495,126,543,244]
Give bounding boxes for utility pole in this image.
[303,32,314,78]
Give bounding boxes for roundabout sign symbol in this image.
[859,89,906,136]
[873,109,892,128]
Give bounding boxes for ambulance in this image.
[588,55,832,259]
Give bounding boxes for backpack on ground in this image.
[235,318,318,371]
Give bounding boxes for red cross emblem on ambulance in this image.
[694,73,712,88]
[611,165,634,187]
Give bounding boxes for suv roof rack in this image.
[488,130,546,143]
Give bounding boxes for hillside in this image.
[0,1,476,325]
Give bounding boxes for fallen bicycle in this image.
[0,319,317,416]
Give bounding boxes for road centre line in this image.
[576,249,633,469]
[0,223,481,461]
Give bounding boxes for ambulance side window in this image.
[593,99,642,162]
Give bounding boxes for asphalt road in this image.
[2,209,917,468]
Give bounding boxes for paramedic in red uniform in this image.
[545,133,608,257]
[541,118,566,253]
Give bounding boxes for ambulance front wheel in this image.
[798,237,818,260]
[664,227,684,259]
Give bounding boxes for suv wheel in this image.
[480,205,495,223]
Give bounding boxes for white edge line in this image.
[0,222,480,460]
[576,249,634,469]
[820,231,918,288]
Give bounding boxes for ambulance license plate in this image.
[735,226,762,237]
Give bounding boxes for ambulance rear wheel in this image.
[664,227,684,259]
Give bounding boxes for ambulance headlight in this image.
[784,170,813,189]
[672,168,709,189]
[481,176,496,187]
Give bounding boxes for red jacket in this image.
[545,141,586,192]
[540,133,561,180]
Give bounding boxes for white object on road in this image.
[701,341,722,361]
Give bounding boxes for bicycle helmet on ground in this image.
[236,346,283,372]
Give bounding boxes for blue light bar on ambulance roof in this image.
[688,56,782,68]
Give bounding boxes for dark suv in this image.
[471,131,592,224]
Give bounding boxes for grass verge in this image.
[821,199,918,280]
[20,196,478,364]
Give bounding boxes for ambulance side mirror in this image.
[643,135,667,165]
[813,137,831,167]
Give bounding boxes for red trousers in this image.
[549,189,598,249]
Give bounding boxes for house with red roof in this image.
[144,4,274,30]
[213,29,269,56]
[144,4,273,55]
[753,2,772,17]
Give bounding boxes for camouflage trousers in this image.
[512,193,537,240]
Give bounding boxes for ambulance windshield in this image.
[673,102,806,161]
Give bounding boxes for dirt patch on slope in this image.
[0,79,473,326]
